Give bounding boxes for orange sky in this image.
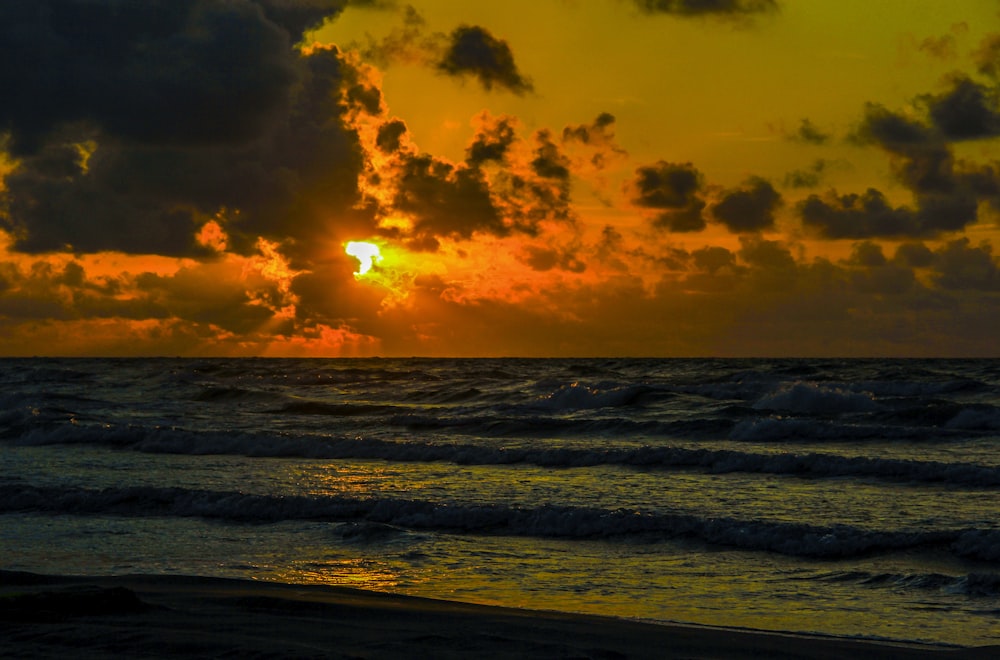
[1,0,1000,356]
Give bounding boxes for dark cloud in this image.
[630,161,707,232]
[692,246,737,273]
[531,130,571,181]
[917,34,959,61]
[561,113,628,169]
[355,4,435,67]
[853,103,934,152]
[799,188,952,239]
[920,75,1000,141]
[974,33,1000,79]
[894,242,935,268]
[847,261,916,296]
[436,25,534,95]
[563,112,616,144]
[711,177,782,233]
[783,159,828,189]
[791,118,830,145]
[519,245,586,273]
[630,0,779,18]
[255,0,372,42]
[376,119,408,153]
[466,114,518,166]
[390,154,505,245]
[836,101,999,238]
[847,241,887,267]
[630,160,705,232]
[931,238,1000,290]
[0,1,365,157]
[1,38,373,256]
[737,236,796,271]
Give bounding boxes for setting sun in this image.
[345,241,382,276]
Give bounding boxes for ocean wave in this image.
[7,425,1000,487]
[728,417,932,442]
[814,570,1000,597]
[944,405,1000,430]
[531,382,665,411]
[3,483,994,562]
[192,387,281,404]
[266,401,400,417]
[752,383,879,414]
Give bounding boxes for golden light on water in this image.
[346,241,382,276]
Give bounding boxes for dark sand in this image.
[1,571,995,659]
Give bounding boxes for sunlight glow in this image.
[346,241,382,275]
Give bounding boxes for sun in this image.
[345,241,382,276]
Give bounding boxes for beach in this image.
[2,570,996,659]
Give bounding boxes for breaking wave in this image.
[3,483,997,563]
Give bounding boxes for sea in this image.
[1,357,998,647]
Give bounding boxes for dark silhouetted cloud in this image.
[917,34,959,61]
[921,75,1000,141]
[853,102,934,151]
[832,99,1000,238]
[466,114,518,166]
[848,241,888,267]
[561,113,628,170]
[629,161,707,232]
[797,188,973,239]
[0,0,329,156]
[784,159,829,188]
[894,242,935,268]
[376,119,408,153]
[792,118,830,144]
[1,29,375,256]
[711,177,782,232]
[436,25,534,94]
[631,0,779,18]
[932,238,1000,290]
[391,153,505,246]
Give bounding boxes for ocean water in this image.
[1,357,998,647]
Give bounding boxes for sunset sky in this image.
[2,0,1000,356]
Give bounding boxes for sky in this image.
[2,0,1000,357]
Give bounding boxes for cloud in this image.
[917,34,958,61]
[790,118,830,145]
[783,159,829,189]
[920,75,1000,141]
[466,113,519,166]
[376,119,408,152]
[932,238,1000,290]
[798,188,972,239]
[353,10,534,95]
[893,242,935,268]
[974,33,1000,79]
[355,4,436,67]
[0,1,357,156]
[710,177,782,233]
[1,16,379,257]
[390,154,505,247]
[629,161,707,232]
[518,244,586,273]
[561,113,628,170]
[823,99,1000,238]
[255,0,377,42]
[436,25,534,94]
[630,0,779,19]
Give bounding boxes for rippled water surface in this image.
[2,358,998,646]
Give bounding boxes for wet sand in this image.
[1,571,995,659]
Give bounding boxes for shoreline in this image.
[2,571,995,659]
